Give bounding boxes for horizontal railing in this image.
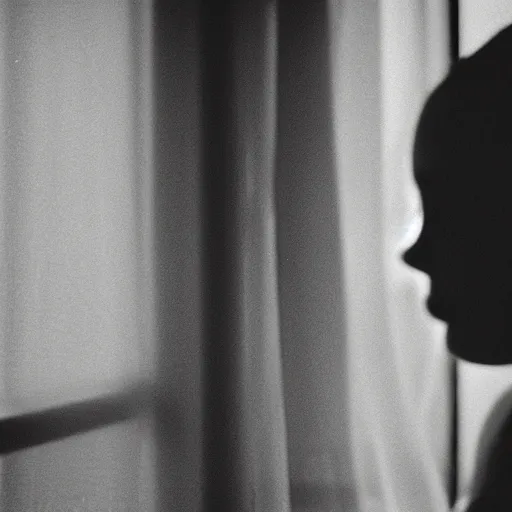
[0,384,152,455]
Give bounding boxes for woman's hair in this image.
[413,23,512,213]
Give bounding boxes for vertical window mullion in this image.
[448,1,460,507]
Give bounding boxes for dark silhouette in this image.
[403,24,512,366]
[402,24,512,511]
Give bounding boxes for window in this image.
[0,2,156,509]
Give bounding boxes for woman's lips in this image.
[426,294,451,322]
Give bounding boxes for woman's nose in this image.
[401,238,430,273]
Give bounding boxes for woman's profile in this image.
[402,23,512,510]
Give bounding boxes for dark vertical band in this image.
[199,2,252,511]
[449,356,459,508]
[448,0,460,64]
[447,2,460,508]
[152,2,204,511]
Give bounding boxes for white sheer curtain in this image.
[330,1,453,510]
[0,1,460,511]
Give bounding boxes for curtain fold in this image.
[199,1,290,510]
[153,1,454,511]
[153,3,204,512]
[275,0,357,510]
[330,1,452,510]
[0,0,456,510]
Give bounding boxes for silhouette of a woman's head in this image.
[403,24,512,365]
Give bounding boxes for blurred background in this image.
[0,1,511,511]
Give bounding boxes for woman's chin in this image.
[447,321,512,366]
[426,295,452,323]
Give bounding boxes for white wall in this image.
[460,1,512,56]
[0,1,154,510]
